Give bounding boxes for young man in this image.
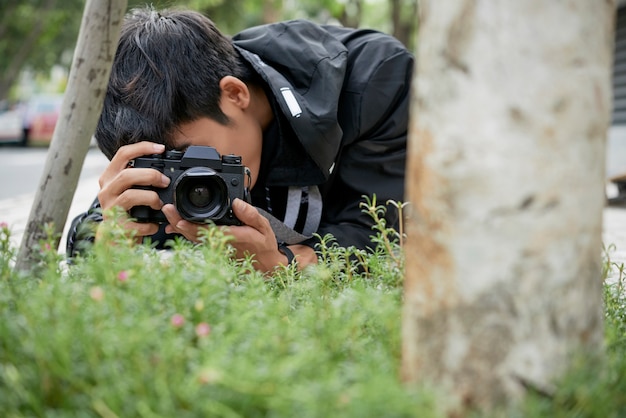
[67,6,413,272]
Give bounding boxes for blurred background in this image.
[1,1,626,177]
[0,0,418,147]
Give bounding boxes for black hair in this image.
[96,6,254,160]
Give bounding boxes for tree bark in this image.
[339,0,362,29]
[402,0,614,412]
[15,0,127,272]
[390,0,417,49]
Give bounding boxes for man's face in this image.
[171,115,263,188]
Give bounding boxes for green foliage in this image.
[0,208,438,417]
[0,222,15,281]
[0,0,84,99]
[603,245,626,353]
[2,208,625,416]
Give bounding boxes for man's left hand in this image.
[163,199,289,272]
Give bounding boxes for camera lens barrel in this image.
[173,167,229,222]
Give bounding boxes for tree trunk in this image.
[402,0,613,412]
[339,0,362,29]
[390,0,417,49]
[15,0,127,272]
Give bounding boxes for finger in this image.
[98,211,160,239]
[111,189,164,212]
[162,204,192,236]
[99,142,165,187]
[231,198,272,234]
[162,204,183,228]
[162,205,207,242]
[103,168,171,199]
[123,221,160,237]
[170,220,199,238]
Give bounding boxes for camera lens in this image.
[187,185,212,208]
[173,167,229,222]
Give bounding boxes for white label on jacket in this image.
[280,87,302,118]
[249,53,266,67]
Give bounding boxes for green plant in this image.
[1,204,625,417]
[0,212,437,417]
[0,221,14,282]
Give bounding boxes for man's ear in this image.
[219,76,250,110]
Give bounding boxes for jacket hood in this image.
[233,20,348,180]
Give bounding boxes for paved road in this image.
[603,206,626,280]
[0,146,108,200]
[0,145,108,249]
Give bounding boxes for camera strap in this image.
[257,207,311,244]
[256,185,322,245]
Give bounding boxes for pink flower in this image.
[197,368,222,385]
[117,270,129,282]
[171,314,185,328]
[0,222,8,229]
[195,322,211,338]
[44,243,51,251]
[89,286,104,301]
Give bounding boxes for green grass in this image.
[0,204,625,417]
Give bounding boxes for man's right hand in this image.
[97,141,171,238]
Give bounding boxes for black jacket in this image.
[234,20,413,249]
[66,21,413,256]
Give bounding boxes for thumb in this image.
[232,198,266,230]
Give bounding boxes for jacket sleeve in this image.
[313,30,413,251]
[66,198,180,260]
[66,198,103,260]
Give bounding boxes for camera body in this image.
[129,145,249,225]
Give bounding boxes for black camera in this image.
[129,146,250,225]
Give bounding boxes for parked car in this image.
[0,108,23,144]
[21,94,63,146]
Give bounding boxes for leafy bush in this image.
[0,203,625,417]
[0,204,439,417]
